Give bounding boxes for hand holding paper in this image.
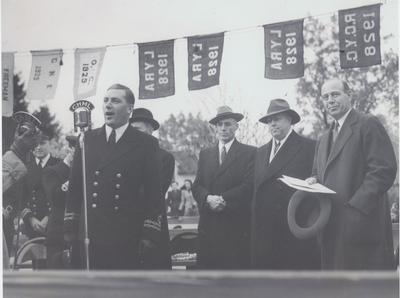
[278,175,336,194]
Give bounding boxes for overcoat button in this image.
[114,195,120,199]
[32,197,36,201]
[114,206,119,211]
[95,171,100,176]
[92,204,97,208]
[116,184,121,189]
[93,181,99,186]
[116,173,122,178]
[93,193,98,198]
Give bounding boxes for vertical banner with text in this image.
[339,4,381,68]
[27,50,63,100]
[138,40,175,99]
[187,33,224,90]
[264,19,304,79]
[74,47,106,100]
[2,52,14,117]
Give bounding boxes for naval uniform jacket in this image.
[251,131,319,269]
[141,148,174,269]
[313,110,397,270]
[193,139,256,269]
[21,155,61,239]
[64,125,165,268]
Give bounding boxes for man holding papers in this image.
[306,78,397,270]
[250,99,319,270]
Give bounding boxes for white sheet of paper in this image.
[278,175,336,194]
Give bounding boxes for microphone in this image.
[69,100,95,132]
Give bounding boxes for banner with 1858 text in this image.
[138,40,175,99]
[187,33,224,90]
[339,4,381,68]
[264,19,304,79]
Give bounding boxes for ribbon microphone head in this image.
[69,100,95,131]
[12,111,42,135]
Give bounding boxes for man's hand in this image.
[29,217,45,234]
[40,216,49,229]
[305,177,317,185]
[10,126,39,163]
[206,195,226,212]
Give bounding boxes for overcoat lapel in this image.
[215,140,241,178]
[322,110,357,180]
[259,132,302,185]
[254,143,271,189]
[208,146,220,181]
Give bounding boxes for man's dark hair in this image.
[107,84,135,105]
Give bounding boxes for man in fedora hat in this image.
[306,78,397,270]
[250,99,319,270]
[193,105,256,269]
[130,107,174,269]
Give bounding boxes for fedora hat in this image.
[287,190,332,239]
[129,108,160,130]
[259,99,300,124]
[209,106,244,125]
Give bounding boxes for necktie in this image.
[220,145,227,165]
[37,158,44,168]
[332,121,339,143]
[108,129,116,146]
[273,140,281,157]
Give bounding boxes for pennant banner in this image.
[74,47,106,100]
[27,49,63,100]
[138,40,175,99]
[2,53,14,117]
[264,19,304,79]
[339,4,381,69]
[187,33,224,90]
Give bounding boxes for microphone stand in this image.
[79,127,90,270]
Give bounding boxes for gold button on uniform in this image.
[93,181,99,186]
[114,206,119,211]
[116,173,122,178]
[93,193,98,198]
[92,203,97,208]
[95,171,100,176]
[114,195,120,199]
[116,184,121,189]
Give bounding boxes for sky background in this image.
[2,0,398,135]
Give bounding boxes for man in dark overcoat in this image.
[250,99,320,270]
[193,106,256,269]
[64,84,165,270]
[306,78,397,270]
[130,107,174,269]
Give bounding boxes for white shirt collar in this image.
[36,154,50,167]
[105,122,129,143]
[219,138,235,154]
[336,108,352,132]
[270,128,293,162]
